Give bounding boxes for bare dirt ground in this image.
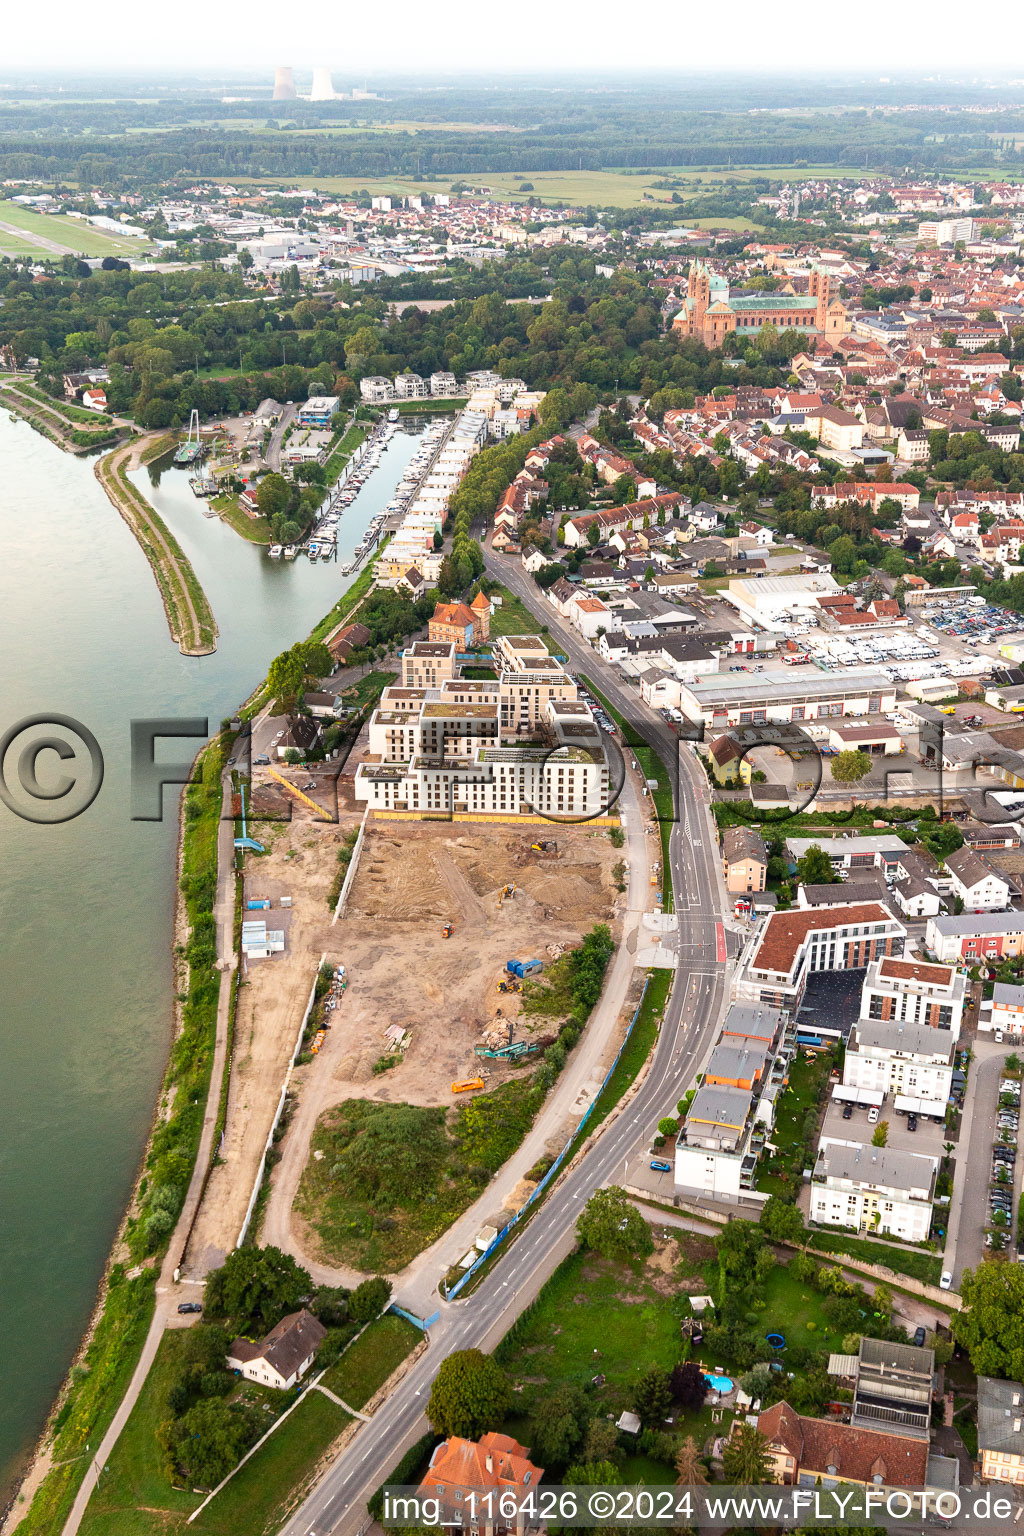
[183,804,362,1276]
[186,813,624,1277]
[318,821,624,1100]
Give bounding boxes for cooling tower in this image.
[310,67,336,101]
[273,66,296,100]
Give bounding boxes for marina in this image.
[292,410,453,575]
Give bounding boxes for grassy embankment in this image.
[76,1316,419,1536]
[581,676,675,911]
[96,447,217,654]
[322,420,368,482]
[14,741,228,1536]
[1,383,121,451]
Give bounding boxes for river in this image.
[0,412,428,1499]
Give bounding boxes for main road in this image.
[280,550,731,1536]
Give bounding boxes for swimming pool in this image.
[704,1373,734,1394]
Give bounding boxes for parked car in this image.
[907,1114,918,1132]
[255,754,270,765]
[867,1107,880,1124]
[913,1326,927,1347]
[177,1302,202,1315]
[650,1159,672,1173]
[842,1103,854,1120]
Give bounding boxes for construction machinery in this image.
[530,840,558,855]
[497,883,517,909]
[442,921,454,939]
[475,1040,539,1061]
[451,1077,485,1094]
[497,977,521,995]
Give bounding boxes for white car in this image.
[940,1270,954,1291]
[867,1107,880,1124]
[995,1030,1005,1043]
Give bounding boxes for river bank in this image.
[0,416,434,1525]
[95,438,218,656]
[4,735,232,1536]
[0,384,124,454]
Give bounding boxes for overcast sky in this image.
[5,0,1024,78]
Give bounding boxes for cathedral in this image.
[672,260,849,349]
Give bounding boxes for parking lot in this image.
[819,1095,948,1164]
[948,1041,1023,1285]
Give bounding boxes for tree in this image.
[953,1261,1024,1377]
[528,1384,590,1468]
[203,1245,310,1335]
[796,844,837,886]
[564,1459,620,1486]
[759,1195,804,1244]
[872,1120,889,1147]
[738,1363,773,1399]
[721,1423,771,1485]
[831,750,872,785]
[257,471,291,521]
[158,1397,256,1487]
[266,640,333,707]
[670,1361,708,1411]
[576,1188,653,1262]
[658,1116,679,1137]
[349,1276,392,1323]
[674,1435,708,1486]
[633,1367,672,1428]
[427,1349,513,1440]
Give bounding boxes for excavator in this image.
[442,921,454,939]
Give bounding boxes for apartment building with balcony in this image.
[861,956,966,1034]
[674,1004,789,1201]
[733,903,906,1018]
[810,1141,937,1242]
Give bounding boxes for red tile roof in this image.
[421,1433,543,1502]
[758,1401,928,1488]
[751,903,894,978]
[877,957,954,986]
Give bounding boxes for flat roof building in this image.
[677,667,897,729]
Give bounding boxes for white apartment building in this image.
[733,902,906,1017]
[944,847,1011,913]
[842,1018,956,1106]
[861,955,966,1034]
[674,1004,786,1201]
[359,375,394,403]
[810,1142,937,1242]
[355,733,609,818]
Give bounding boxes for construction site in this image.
[311,820,626,1099]
[181,809,629,1280]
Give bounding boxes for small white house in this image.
[227,1309,326,1391]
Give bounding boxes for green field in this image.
[487,584,553,643]
[0,201,151,256]
[0,230,49,259]
[321,1314,420,1408]
[78,1317,418,1536]
[241,164,850,211]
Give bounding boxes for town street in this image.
[279,554,731,1536]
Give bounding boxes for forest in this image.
[5,81,1024,186]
